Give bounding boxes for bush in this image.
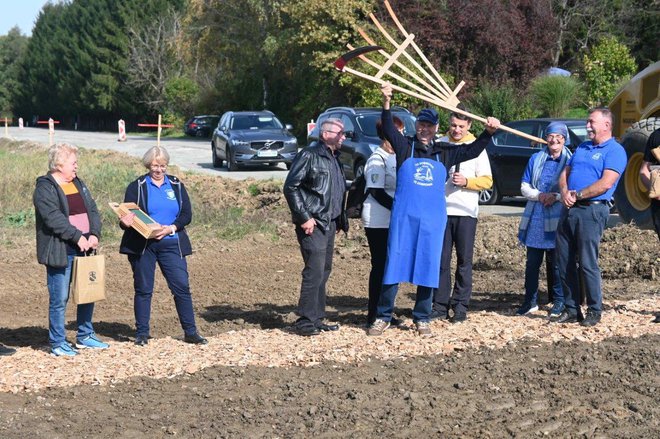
[582,36,637,107]
[529,75,582,118]
[466,81,534,125]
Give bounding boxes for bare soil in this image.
[0,174,658,438]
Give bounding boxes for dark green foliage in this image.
[12,0,185,126]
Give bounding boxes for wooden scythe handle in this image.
[341,66,546,144]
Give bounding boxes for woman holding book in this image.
[119,146,207,346]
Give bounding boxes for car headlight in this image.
[232,140,250,147]
[285,139,298,146]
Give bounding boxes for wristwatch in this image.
[576,190,584,200]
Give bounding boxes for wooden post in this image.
[36,118,60,145]
[1,118,9,137]
[137,114,174,147]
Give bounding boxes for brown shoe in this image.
[415,321,432,337]
[368,319,390,336]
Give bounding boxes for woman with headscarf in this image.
[516,122,572,319]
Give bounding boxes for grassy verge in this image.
[0,139,288,247]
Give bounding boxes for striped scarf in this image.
[518,147,571,241]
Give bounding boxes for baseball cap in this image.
[417,108,439,125]
[545,122,570,145]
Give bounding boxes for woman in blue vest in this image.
[368,83,500,337]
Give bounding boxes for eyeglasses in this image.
[150,164,167,170]
[546,134,565,141]
[324,130,346,136]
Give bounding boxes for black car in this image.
[211,111,298,171]
[184,115,220,137]
[307,106,416,180]
[480,118,588,205]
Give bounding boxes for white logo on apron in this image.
[413,162,434,187]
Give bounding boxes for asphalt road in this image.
[4,126,288,181]
[2,126,534,218]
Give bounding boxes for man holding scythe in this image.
[368,83,500,337]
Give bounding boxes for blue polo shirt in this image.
[567,137,627,200]
[146,175,180,237]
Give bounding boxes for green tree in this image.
[582,36,637,107]
[0,27,28,115]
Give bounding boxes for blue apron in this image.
[383,144,447,288]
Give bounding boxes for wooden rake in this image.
[334,1,546,144]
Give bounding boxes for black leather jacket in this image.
[284,142,348,233]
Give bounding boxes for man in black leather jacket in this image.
[284,118,347,336]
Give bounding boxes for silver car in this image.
[211,111,298,171]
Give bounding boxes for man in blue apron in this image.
[368,83,501,337]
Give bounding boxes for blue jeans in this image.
[46,254,95,347]
[128,238,198,337]
[376,283,432,323]
[523,247,563,307]
[555,204,608,313]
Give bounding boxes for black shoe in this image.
[429,309,448,321]
[184,333,209,345]
[0,344,16,356]
[451,312,467,323]
[580,310,601,327]
[390,316,404,327]
[653,315,660,323]
[555,310,583,324]
[317,323,340,332]
[135,335,149,346]
[294,325,320,337]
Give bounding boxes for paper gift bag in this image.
[70,253,106,304]
[649,167,660,199]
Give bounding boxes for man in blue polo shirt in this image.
[554,107,627,327]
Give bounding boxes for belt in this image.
[575,200,606,206]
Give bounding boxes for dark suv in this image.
[184,115,220,137]
[211,110,298,171]
[307,107,416,180]
[480,118,588,204]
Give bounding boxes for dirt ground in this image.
[0,173,659,438]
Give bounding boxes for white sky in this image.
[0,0,52,36]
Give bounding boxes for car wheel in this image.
[211,142,222,168]
[195,130,204,137]
[479,184,501,205]
[227,146,238,172]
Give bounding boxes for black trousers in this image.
[433,215,477,314]
[365,227,389,324]
[294,221,336,328]
[652,199,660,241]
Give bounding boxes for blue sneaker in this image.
[516,303,539,316]
[548,302,564,319]
[75,333,109,349]
[51,343,78,357]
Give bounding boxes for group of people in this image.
[0,84,655,358]
[284,82,651,338]
[28,144,208,357]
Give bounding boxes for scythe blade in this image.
[333,45,384,71]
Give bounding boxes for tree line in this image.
[0,0,656,138]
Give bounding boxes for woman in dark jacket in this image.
[33,143,109,356]
[119,146,207,346]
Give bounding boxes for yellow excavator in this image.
[610,61,660,228]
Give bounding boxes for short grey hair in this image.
[142,146,170,169]
[320,118,343,133]
[48,143,79,172]
[589,107,614,125]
